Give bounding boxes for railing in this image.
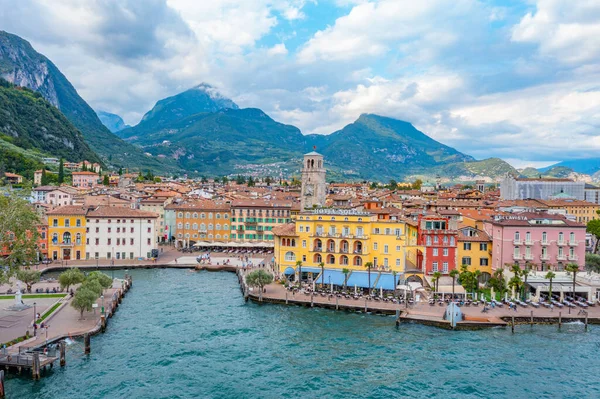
[557,254,567,260]
[513,239,522,245]
[523,253,534,261]
[524,239,533,246]
[557,240,567,246]
[568,254,578,261]
[311,247,323,252]
[513,254,523,260]
[541,240,549,246]
[569,240,579,246]
[540,254,550,261]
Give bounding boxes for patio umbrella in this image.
[354,284,357,295]
[380,286,383,297]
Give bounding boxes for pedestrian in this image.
[175,258,178,264]
[550,303,554,312]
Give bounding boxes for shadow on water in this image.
[7,269,600,399]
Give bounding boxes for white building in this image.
[85,206,158,260]
[500,175,585,200]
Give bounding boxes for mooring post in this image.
[311,292,314,308]
[0,369,5,398]
[32,352,40,380]
[585,313,588,331]
[396,309,401,327]
[530,310,534,326]
[285,292,288,305]
[364,299,368,313]
[84,333,91,355]
[60,341,66,367]
[511,316,515,333]
[335,295,339,310]
[559,312,562,329]
[101,315,107,333]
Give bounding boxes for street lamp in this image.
[33,302,37,336]
[101,295,105,316]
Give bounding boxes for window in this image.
[450,237,455,246]
[514,231,520,241]
[442,262,448,273]
[443,248,449,256]
[284,251,296,261]
[396,258,401,266]
[514,247,520,258]
[76,219,81,227]
[96,227,99,233]
[147,238,151,245]
[65,219,70,227]
[95,238,99,245]
[432,262,438,272]
[396,245,400,251]
[131,227,134,233]
[108,227,112,233]
[373,242,378,250]
[53,219,58,227]
[302,240,306,248]
[462,257,471,266]
[464,242,471,250]
[426,236,432,245]
[433,248,438,256]
[480,243,488,251]
[384,244,388,254]
[570,232,575,242]
[525,231,531,243]
[147,227,151,233]
[192,223,198,230]
[480,258,489,266]
[542,232,547,243]
[131,238,134,245]
[108,238,112,245]
[558,232,564,243]
[443,236,448,244]
[433,236,439,243]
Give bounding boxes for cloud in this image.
[267,43,288,56]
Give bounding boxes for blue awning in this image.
[283,267,295,275]
[346,271,375,288]
[301,267,322,273]
[316,269,347,286]
[375,273,397,290]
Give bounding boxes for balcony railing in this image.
[524,239,533,246]
[312,247,323,252]
[568,254,578,261]
[513,254,523,260]
[540,254,550,261]
[569,240,579,246]
[557,254,567,260]
[513,239,522,245]
[524,253,534,261]
[557,240,567,246]
[541,240,549,246]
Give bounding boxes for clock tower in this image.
[301,150,326,210]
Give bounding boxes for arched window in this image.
[353,256,362,266]
[177,223,183,229]
[314,253,322,263]
[208,224,213,230]
[216,213,221,219]
[285,251,296,261]
[215,224,221,230]
[216,234,221,239]
[185,212,191,219]
[327,254,335,264]
[314,239,322,251]
[63,232,71,244]
[208,213,213,219]
[224,234,229,239]
[177,212,183,218]
[192,213,198,219]
[200,213,206,219]
[340,255,348,265]
[224,214,229,219]
[192,223,198,230]
[185,223,190,229]
[200,223,206,231]
[208,234,213,239]
[223,224,229,230]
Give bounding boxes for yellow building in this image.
[457,226,492,279]
[273,208,422,289]
[169,200,231,248]
[47,205,87,261]
[539,199,600,224]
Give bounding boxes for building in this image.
[85,206,158,260]
[72,171,99,188]
[417,214,458,275]
[46,187,76,206]
[457,226,492,281]
[230,200,293,243]
[300,151,326,210]
[500,175,585,200]
[4,173,23,184]
[484,212,586,272]
[139,197,171,243]
[537,199,600,224]
[273,208,422,287]
[31,186,57,203]
[47,206,87,261]
[168,200,231,248]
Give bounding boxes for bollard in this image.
[84,333,91,355]
[101,315,107,333]
[365,299,368,313]
[559,312,562,329]
[530,310,534,326]
[60,341,66,367]
[285,292,288,305]
[585,314,588,331]
[0,370,4,398]
[311,293,314,308]
[32,352,40,380]
[511,316,515,333]
[336,296,339,310]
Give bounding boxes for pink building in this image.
[72,171,99,188]
[484,212,586,272]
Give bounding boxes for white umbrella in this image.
[330,281,333,293]
[380,286,383,297]
[354,284,357,295]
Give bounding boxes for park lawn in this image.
[0,294,66,300]
[36,302,62,323]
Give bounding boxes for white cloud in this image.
[267,43,288,56]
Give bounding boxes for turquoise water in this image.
[7,269,600,398]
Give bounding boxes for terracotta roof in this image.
[231,200,292,208]
[46,205,88,216]
[457,228,491,242]
[165,200,231,211]
[87,206,158,218]
[72,171,99,175]
[489,212,585,227]
[272,223,297,236]
[4,172,22,178]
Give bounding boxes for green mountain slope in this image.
[0,30,177,173]
[305,114,474,179]
[97,111,130,133]
[0,79,100,177]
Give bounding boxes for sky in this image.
[1,0,600,168]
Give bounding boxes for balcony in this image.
[524,239,533,246]
[569,240,579,247]
[523,253,534,261]
[326,247,335,253]
[557,240,567,246]
[311,247,323,252]
[568,254,578,261]
[557,254,567,261]
[540,253,550,261]
[513,253,523,261]
[340,248,349,254]
[513,239,522,245]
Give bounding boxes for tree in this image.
[521,264,532,300]
[486,269,507,300]
[472,270,482,299]
[87,271,113,292]
[319,261,325,288]
[71,287,97,320]
[247,176,255,187]
[58,268,85,292]
[565,263,580,306]
[431,271,442,297]
[222,176,229,185]
[449,269,459,300]
[0,191,40,284]
[57,158,64,184]
[411,179,423,190]
[388,179,397,190]
[118,167,123,176]
[369,182,378,190]
[81,162,87,172]
[103,175,110,186]
[392,271,398,296]
[342,268,350,291]
[545,271,556,302]
[586,253,600,273]
[265,176,272,186]
[246,269,273,301]
[365,261,373,295]
[458,264,474,299]
[82,278,103,297]
[295,260,303,286]
[40,168,49,186]
[235,175,245,184]
[587,219,600,253]
[16,269,41,293]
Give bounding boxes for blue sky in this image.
[2,0,600,168]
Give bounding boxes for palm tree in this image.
[520,265,531,301]
[342,268,350,292]
[295,260,303,287]
[545,271,556,303]
[365,261,373,295]
[472,270,482,300]
[432,271,442,298]
[392,271,398,297]
[565,263,579,311]
[449,269,459,300]
[319,261,325,288]
[508,274,522,300]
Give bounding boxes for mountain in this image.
[97,111,130,133]
[119,83,239,139]
[542,158,600,175]
[305,114,475,179]
[0,31,178,174]
[436,157,517,179]
[0,78,100,177]
[122,107,305,175]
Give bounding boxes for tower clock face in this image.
[306,183,314,196]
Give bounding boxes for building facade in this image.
[168,201,231,248]
[230,200,293,242]
[300,151,326,210]
[417,214,458,275]
[500,176,585,200]
[457,226,493,280]
[47,206,87,261]
[72,171,99,188]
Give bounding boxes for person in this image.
[550,303,554,312]
[174,258,178,264]
[33,323,37,336]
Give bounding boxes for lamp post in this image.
[101,294,105,316]
[33,302,37,336]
